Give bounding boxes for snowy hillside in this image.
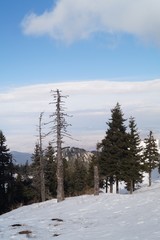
[1,181,160,240]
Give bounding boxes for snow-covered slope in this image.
[1,181,160,240]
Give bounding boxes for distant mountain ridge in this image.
[11,151,32,165]
[62,147,93,162]
[11,147,93,165]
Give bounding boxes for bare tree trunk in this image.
[39,112,45,202]
[109,176,113,193]
[56,91,64,202]
[130,180,133,194]
[94,165,99,196]
[56,138,64,202]
[50,89,71,202]
[40,155,45,202]
[116,178,119,194]
[132,180,135,192]
[110,183,113,193]
[105,177,108,193]
[149,170,152,187]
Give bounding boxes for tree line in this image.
[0,99,159,214]
[98,103,159,194]
[0,137,94,214]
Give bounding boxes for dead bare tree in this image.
[94,165,99,196]
[50,89,71,202]
[94,145,100,196]
[39,112,46,202]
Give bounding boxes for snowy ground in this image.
[1,179,160,240]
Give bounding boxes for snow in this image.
[1,179,160,240]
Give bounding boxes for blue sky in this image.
[0,0,160,152]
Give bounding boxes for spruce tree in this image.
[143,131,159,186]
[30,143,41,202]
[123,117,143,193]
[0,130,14,214]
[87,152,99,195]
[64,159,75,197]
[98,103,128,193]
[44,143,57,198]
[14,164,35,206]
[73,159,87,195]
[87,155,95,189]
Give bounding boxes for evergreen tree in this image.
[87,152,99,195]
[14,163,35,206]
[73,159,88,195]
[0,130,14,214]
[44,142,57,198]
[64,159,75,196]
[123,117,143,193]
[13,174,34,206]
[143,131,159,186]
[30,143,41,202]
[98,103,128,193]
[87,156,95,189]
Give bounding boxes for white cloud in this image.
[21,0,160,44]
[0,79,160,152]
